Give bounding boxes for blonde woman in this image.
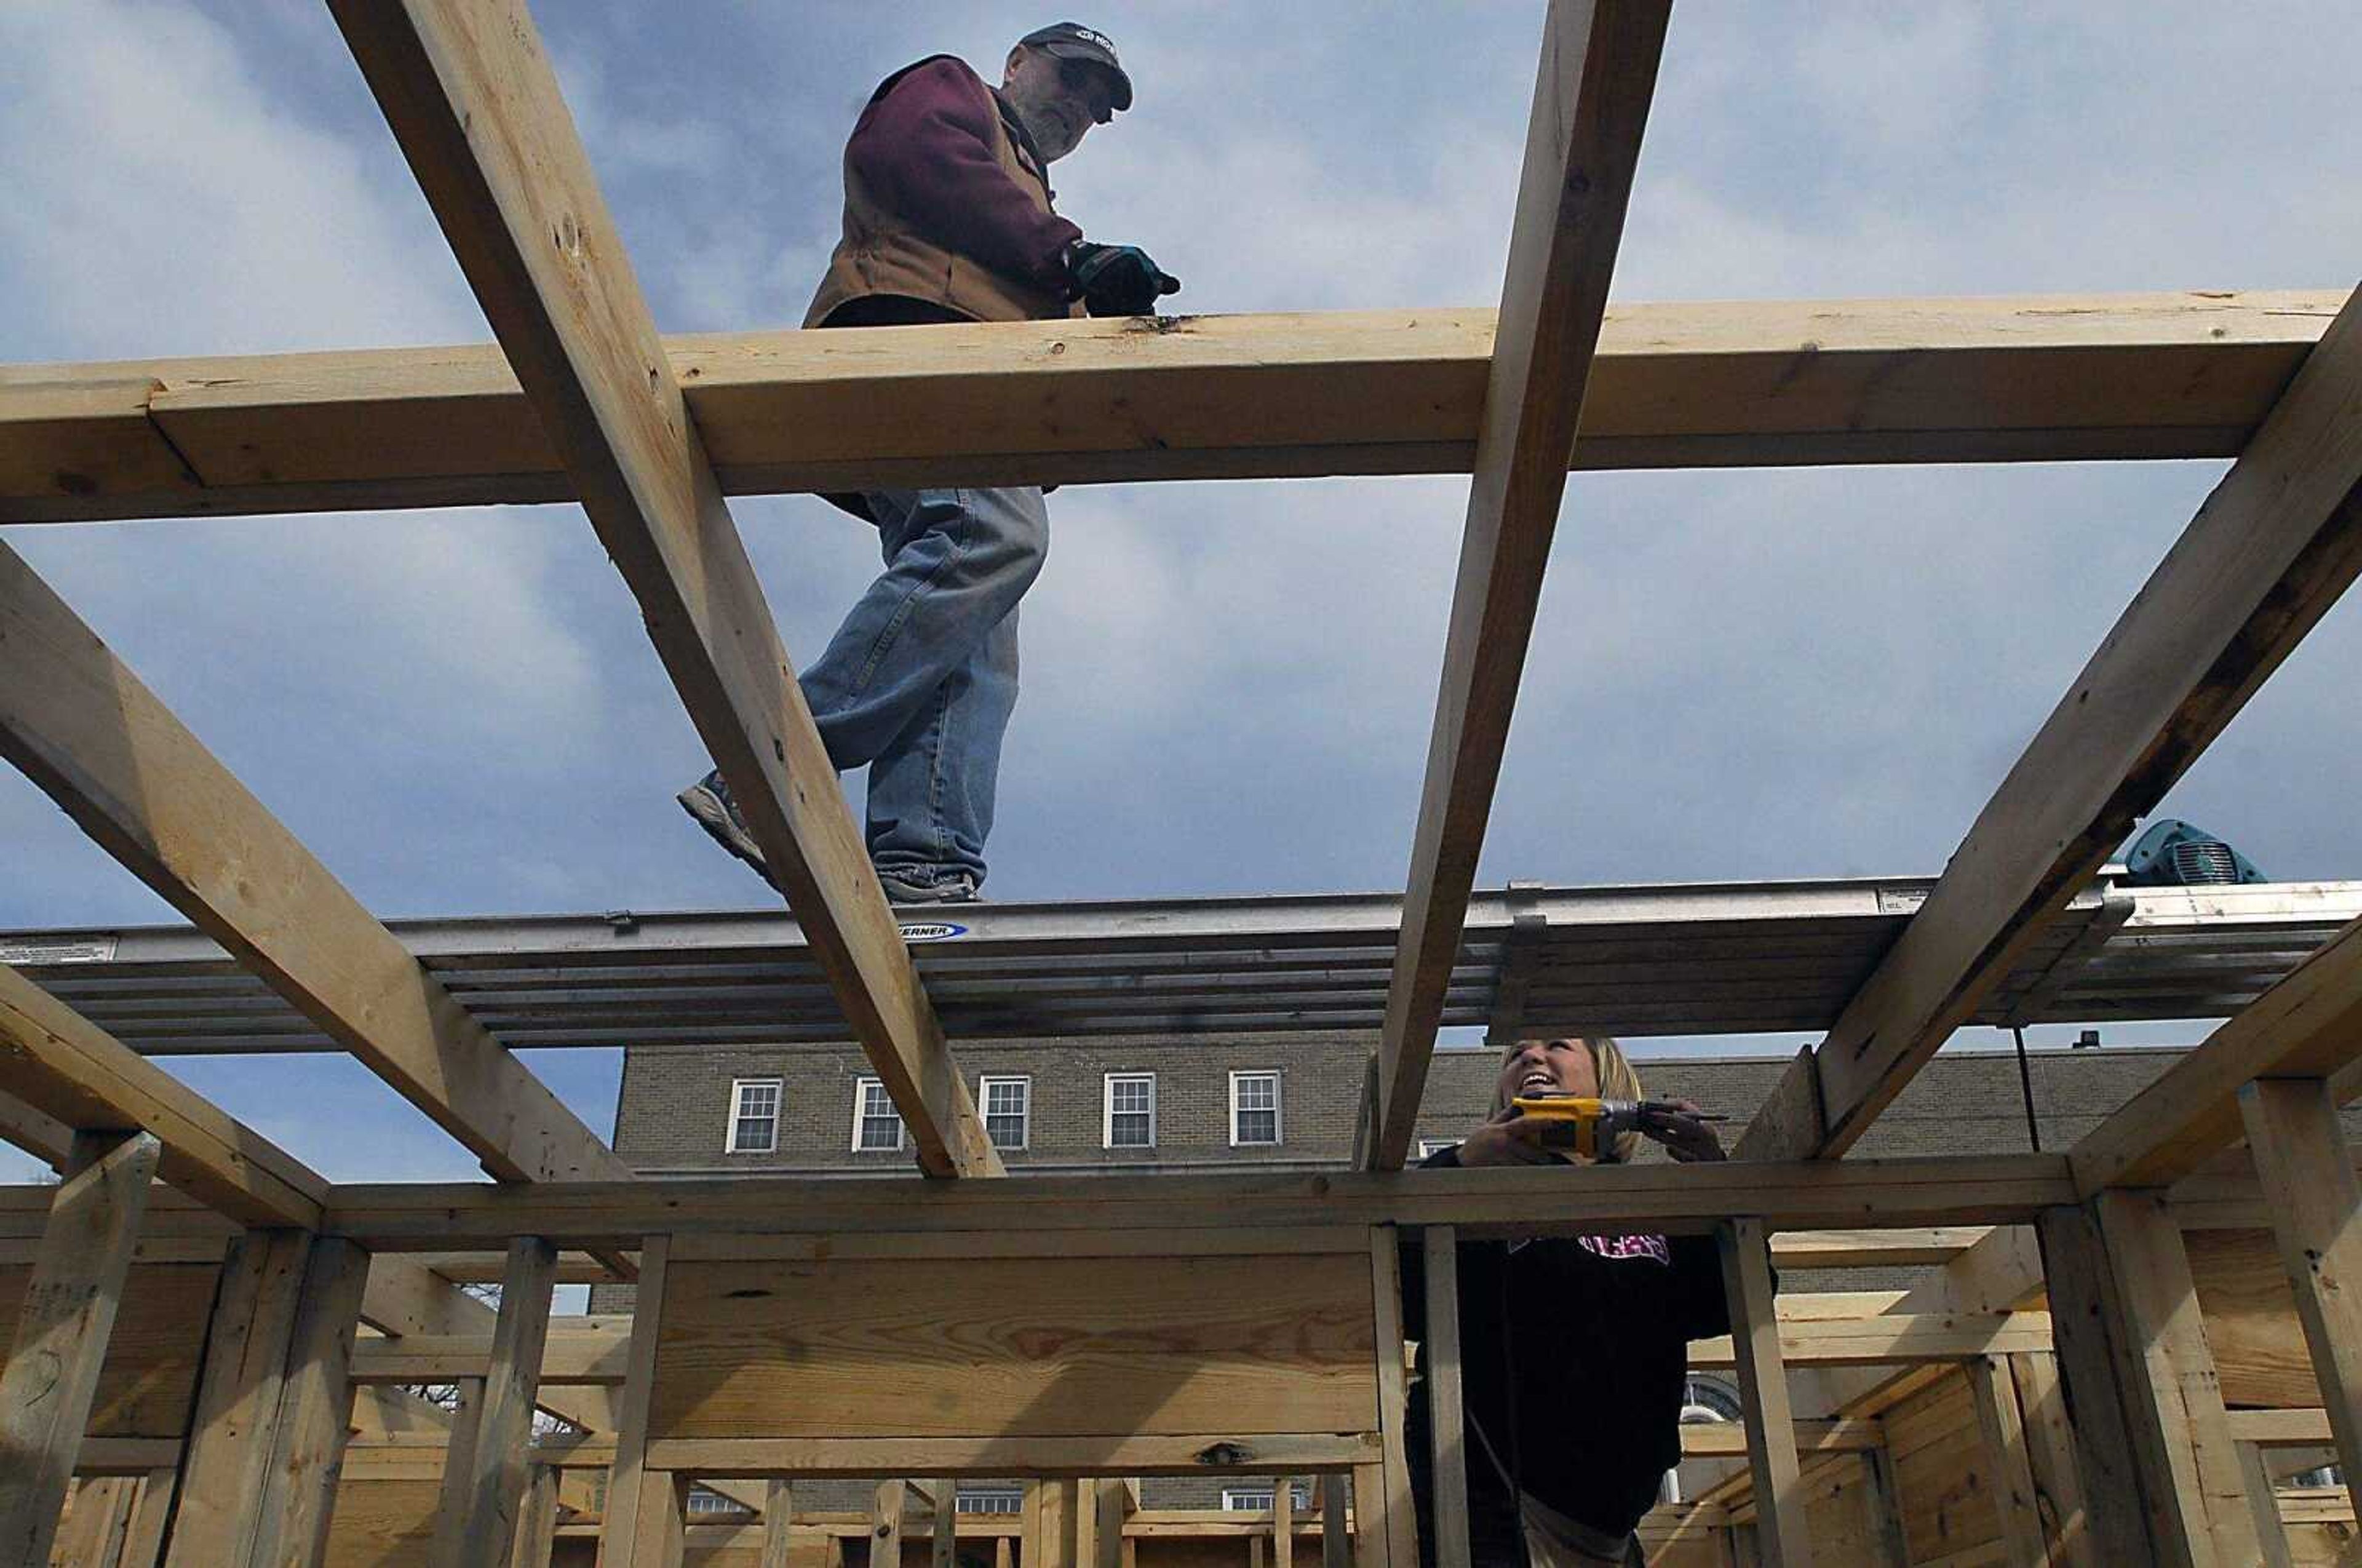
[1404,1037,1731,1568]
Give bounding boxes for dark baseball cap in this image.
[1019,22,1132,112]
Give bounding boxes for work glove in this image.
[1068,241,1182,317]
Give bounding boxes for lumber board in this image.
[323,1154,2083,1248]
[2035,1205,2171,1561]
[1688,1310,2054,1369]
[0,1260,213,1440]
[2006,1351,2097,1568]
[2185,1228,2321,1410]
[598,1233,672,1567]
[0,1131,158,1567]
[644,1434,1382,1478]
[2235,1079,2362,1510]
[0,1088,70,1169]
[1963,1356,2048,1568]
[244,1235,372,1568]
[348,1316,632,1384]
[0,544,625,1185]
[0,291,2340,523]
[647,1254,1378,1440]
[1419,1229,1469,1568]
[1370,0,1671,1169]
[0,963,325,1227]
[2071,917,2362,1192]
[1719,1218,1813,1566]
[1743,282,2362,1161]
[1676,1420,1882,1457]
[327,0,998,1179]
[435,1236,559,1568]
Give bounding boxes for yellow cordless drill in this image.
[1509,1095,1727,1161]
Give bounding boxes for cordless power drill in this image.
[1509,1095,1727,1161]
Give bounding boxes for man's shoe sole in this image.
[677,784,782,893]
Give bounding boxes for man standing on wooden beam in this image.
[678,22,1179,904]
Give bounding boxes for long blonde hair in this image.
[1492,1035,1648,1163]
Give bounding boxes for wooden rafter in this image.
[1739,282,2362,1161]
[0,544,624,1185]
[1369,0,1671,1168]
[327,0,999,1176]
[0,963,325,1228]
[2069,915,2362,1193]
[1,291,2340,524]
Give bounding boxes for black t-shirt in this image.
[1400,1147,1734,1561]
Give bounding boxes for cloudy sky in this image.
[3,2,2358,1185]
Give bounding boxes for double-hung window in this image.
[979,1075,1031,1151]
[1103,1073,1156,1148]
[726,1078,781,1154]
[851,1077,904,1152]
[1230,1070,1281,1146]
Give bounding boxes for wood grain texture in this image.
[598,1234,671,1568]
[438,1236,560,1568]
[1,292,2340,523]
[2185,1228,2319,1409]
[0,1132,157,1567]
[0,1260,211,1441]
[0,963,324,1227]
[650,1254,1377,1441]
[0,543,624,1185]
[1746,282,2362,1162]
[325,0,997,1178]
[1372,0,1672,1169]
[1963,1357,2046,1568]
[2237,1080,2362,1511]
[1720,1218,1813,1567]
[1418,1229,1468,1568]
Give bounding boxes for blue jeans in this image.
[800,486,1046,890]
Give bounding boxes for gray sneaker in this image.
[877,867,982,904]
[677,770,781,893]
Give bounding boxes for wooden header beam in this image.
[1370,0,1671,1169]
[0,544,622,1185]
[0,291,2337,524]
[1740,281,2362,1161]
[0,963,325,1228]
[328,0,998,1177]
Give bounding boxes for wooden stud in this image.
[50,1476,135,1568]
[1273,1478,1295,1568]
[1717,1219,1811,1567]
[120,1465,177,1568]
[995,1536,1012,1568]
[2235,1077,2362,1511]
[510,1463,562,1568]
[0,1130,161,1567]
[437,1235,560,1568]
[1965,1355,2048,1567]
[1855,1446,1909,1568]
[1319,1474,1350,1568]
[249,1236,370,1567]
[1251,1535,1266,1568]
[597,1234,670,1568]
[940,1480,965,1568]
[2234,1442,2297,1568]
[1366,1230,1418,1568]
[2090,1191,2263,1565]
[875,1479,909,1568]
[1094,1479,1127,1568]
[2006,1351,2096,1568]
[0,547,625,1187]
[761,1478,797,1568]
[1370,0,1672,1168]
[624,1472,689,1568]
[325,0,999,1178]
[1419,1227,1471,1568]
[1743,281,2362,1161]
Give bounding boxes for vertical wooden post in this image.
[2233,1443,2296,1568]
[2091,1189,2262,1566]
[2034,1207,2156,1559]
[0,1129,161,1566]
[1093,1479,1127,1568]
[51,1476,137,1568]
[437,1235,560,1568]
[1420,1227,1471,1568]
[1717,1219,1811,1568]
[1319,1474,1350,1568]
[510,1464,562,1568]
[875,1479,909,1568]
[1965,1355,2049,1567]
[121,1465,178,1568]
[1274,1478,1295,1568]
[2007,1351,2095,1568]
[598,1235,672,1568]
[995,1536,1012,1568]
[1855,1446,1909,1568]
[1347,1467,1386,1568]
[1073,1478,1097,1568]
[1365,1229,1419,1568]
[1251,1535,1267,1568]
[2238,1077,2362,1511]
[934,1481,961,1568]
[761,1479,797,1568]
[623,1473,690,1568]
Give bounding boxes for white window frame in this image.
[725,1078,781,1155]
[1103,1072,1156,1149]
[1417,1138,1460,1160]
[956,1486,1025,1516]
[1222,1483,1313,1513]
[978,1074,1032,1152]
[1228,1070,1282,1147]
[850,1076,905,1153]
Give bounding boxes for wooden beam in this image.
[435,1236,559,1568]
[511,1463,562,1568]
[1689,1310,2053,1369]
[0,1088,70,1169]
[162,1229,372,1567]
[761,1479,795,1568]
[348,1315,630,1384]
[0,1131,161,1566]
[2072,920,2362,1193]
[874,1480,907,1568]
[1369,0,1670,1169]
[1740,282,2362,1161]
[0,545,624,1185]
[1767,1227,1992,1270]
[1718,1219,1811,1566]
[1675,1420,1882,1458]
[1420,1227,1470,1568]
[0,964,325,1227]
[597,1234,670,1568]
[1367,1229,1418,1568]
[1319,1475,1350,1568]
[2007,1350,2098,1568]
[1965,1355,2049,1568]
[325,1153,2081,1249]
[2236,1078,2362,1513]
[327,0,998,1178]
[1,290,2339,523]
